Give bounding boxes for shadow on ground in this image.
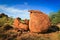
[41,25,60,34]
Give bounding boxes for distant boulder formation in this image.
[13,17,21,28]
[29,10,51,33]
[13,18,29,31]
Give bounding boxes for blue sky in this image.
[0,0,60,19]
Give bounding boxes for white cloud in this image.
[0,5,28,14]
[0,5,30,19]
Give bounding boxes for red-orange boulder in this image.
[24,19,29,25]
[13,17,21,28]
[13,18,29,31]
[29,10,51,33]
[19,23,29,31]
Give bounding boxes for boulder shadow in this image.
[40,25,60,34]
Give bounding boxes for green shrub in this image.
[0,17,8,26]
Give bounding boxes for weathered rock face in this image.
[13,18,21,28]
[29,10,51,33]
[19,23,29,31]
[24,19,29,25]
[13,18,29,31]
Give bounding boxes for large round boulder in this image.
[29,10,51,33]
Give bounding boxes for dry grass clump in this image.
[0,24,60,40]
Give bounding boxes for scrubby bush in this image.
[49,10,60,25]
[0,17,8,26]
[3,24,13,31]
[0,13,14,26]
[7,17,14,25]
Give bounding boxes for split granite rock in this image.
[29,10,51,33]
[13,18,29,31]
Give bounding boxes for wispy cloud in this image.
[0,5,30,19]
[13,2,30,10]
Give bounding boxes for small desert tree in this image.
[49,10,60,25]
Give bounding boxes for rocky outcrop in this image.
[19,23,29,31]
[13,10,51,33]
[13,18,29,31]
[29,10,51,33]
[13,17,21,28]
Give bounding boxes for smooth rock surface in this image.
[29,10,51,33]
